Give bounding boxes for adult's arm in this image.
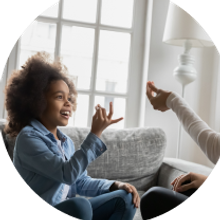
[166,92,220,164]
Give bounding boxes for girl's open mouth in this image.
[60,114,69,119]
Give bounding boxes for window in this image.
[0,64,7,119]
[5,0,146,129]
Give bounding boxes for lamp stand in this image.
[174,40,197,158]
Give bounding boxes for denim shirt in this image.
[13,119,115,206]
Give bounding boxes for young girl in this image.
[4,52,140,220]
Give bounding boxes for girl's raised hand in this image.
[91,102,123,138]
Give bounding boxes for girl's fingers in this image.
[101,107,107,119]
[94,106,99,119]
[177,182,194,192]
[97,107,104,120]
[95,103,122,124]
[107,102,113,119]
[111,117,124,124]
[95,104,108,120]
[93,110,98,119]
[92,107,99,122]
[95,104,101,111]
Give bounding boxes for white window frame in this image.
[4,0,148,128]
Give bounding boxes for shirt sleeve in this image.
[15,131,107,185]
[75,170,115,197]
[166,92,220,164]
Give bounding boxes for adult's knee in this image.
[141,186,186,205]
[140,186,186,220]
[140,187,166,219]
[141,187,166,210]
[141,187,161,203]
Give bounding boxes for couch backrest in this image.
[58,126,167,191]
[0,120,14,161]
[1,122,167,191]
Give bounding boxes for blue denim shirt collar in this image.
[29,118,67,143]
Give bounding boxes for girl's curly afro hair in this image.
[4,51,77,137]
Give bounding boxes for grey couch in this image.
[0,120,213,220]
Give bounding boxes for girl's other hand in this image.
[146,81,171,112]
[91,102,123,138]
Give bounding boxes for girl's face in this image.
[39,80,72,128]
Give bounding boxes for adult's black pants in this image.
[140,186,197,220]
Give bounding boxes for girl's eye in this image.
[57,95,63,99]
[57,95,72,101]
[68,98,72,102]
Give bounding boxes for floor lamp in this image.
[162,3,214,158]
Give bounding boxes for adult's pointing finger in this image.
[146,82,154,100]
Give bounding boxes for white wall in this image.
[144,0,219,168]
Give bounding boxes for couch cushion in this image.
[58,126,167,191]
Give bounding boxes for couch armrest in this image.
[0,119,13,161]
[156,157,213,189]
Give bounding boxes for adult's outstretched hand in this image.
[146,81,171,112]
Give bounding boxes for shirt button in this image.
[101,148,103,151]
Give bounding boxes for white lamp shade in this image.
[163,3,214,47]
